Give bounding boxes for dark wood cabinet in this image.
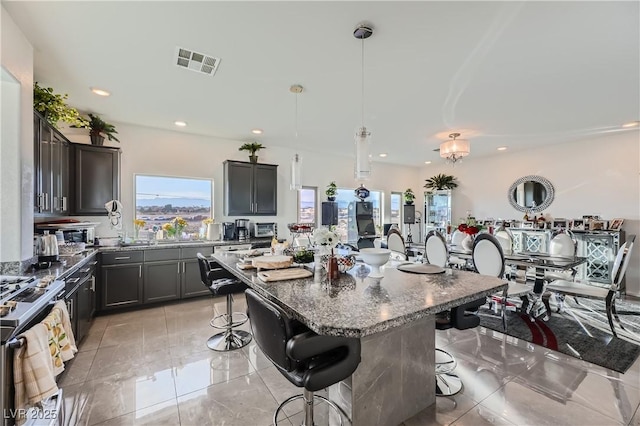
[71,144,121,215]
[224,160,277,216]
[143,249,181,303]
[65,259,97,343]
[180,246,213,298]
[34,111,70,215]
[100,252,143,310]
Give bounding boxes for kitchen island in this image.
[212,252,508,425]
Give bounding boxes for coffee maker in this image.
[222,222,235,241]
[235,219,250,242]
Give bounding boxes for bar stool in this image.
[197,253,252,351]
[245,289,361,425]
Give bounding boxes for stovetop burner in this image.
[0,276,35,301]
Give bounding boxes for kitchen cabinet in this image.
[143,249,181,303]
[181,246,213,298]
[224,160,277,216]
[71,143,121,215]
[100,251,144,310]
[65,260,97,342]
[34,111,70,215]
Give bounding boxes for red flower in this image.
[458,224,468,233]
[466,226,479,235]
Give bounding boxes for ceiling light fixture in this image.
[622,121,639,128]
[251,129,263,134]
[354,23,373,181]
[440,133,470,164]
[289,84,304,191]
[174,121,187,127]
[90,87,110,97]
[425,161,432,165]
[497,146,508,151]
[379,153,387,157]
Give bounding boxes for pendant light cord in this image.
[361,36,365,128]
[295,91,299,140]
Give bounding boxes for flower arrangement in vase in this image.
[163,216,188,239]
[457,219,483,251]
[133,219,146,240]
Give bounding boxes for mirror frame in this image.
[508,175,554,213]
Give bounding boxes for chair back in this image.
[494,226,513,254]
[424,230,448,267]
[245,289,300,372]
[196,253,211,286]
[472,233,505,278]
[549,232,576,257]
[451,229,466,246]
[386,229,407,260]
[612,235,635,289]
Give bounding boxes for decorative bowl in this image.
[320,254,356,273]
[359,248,391,277]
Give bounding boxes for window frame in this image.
[297,186,318,225]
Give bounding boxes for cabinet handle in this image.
[37,193,43,213]
[211,267,223,272]
[90,276,95,292]
[139,265,142,278]
[44,193,49,210]
[114,256,130,260]
[61,196,67,211]
[80,268,91,273]
[177,263,181,275]
[66,299,71,315]
[183,262,186,273]
[66,278,80,284]
[89,261,98,266]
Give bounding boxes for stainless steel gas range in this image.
[1,275,65,426]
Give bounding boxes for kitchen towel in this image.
[105,199,123,230]
[13,324,59,426]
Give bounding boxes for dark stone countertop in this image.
[28,249,100,281]
[211,252,508,338]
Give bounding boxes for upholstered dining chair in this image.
[424,230,448,267]
[544,230,578,282]
[545,235,635,337]
[386,228,407,260]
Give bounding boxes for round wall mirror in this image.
[508,175,554,213]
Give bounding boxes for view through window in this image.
[333,188,382,243]
[135,175,213,233]
[390,192,402,231]
[297,187,317,224]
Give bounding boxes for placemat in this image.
[397,263,445,274]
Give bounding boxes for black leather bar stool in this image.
[245,289,361,426]
[197,253,252,351]
[435,298,485,396]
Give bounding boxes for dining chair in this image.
[386,228,407,261]
[544,230,578,282]
[424,230,448,267]
[451,229,466,246]
[545,235,635,337]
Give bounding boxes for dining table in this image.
[211,251,507,426]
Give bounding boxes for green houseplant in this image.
[33,82,87,128]
[424,174,458,191]
[404,188,415,205]
[76,113,120,145]
[239,142,265,163]
[325,181,337,201]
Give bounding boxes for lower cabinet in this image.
[181,246,213,298]
[144,260,181,303]
[65,259,97,342]
[101,263,143,309]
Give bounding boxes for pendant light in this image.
[289,84,303,190]
[354,24,373,181]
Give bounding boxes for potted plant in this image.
[325,181,337,201]
[404,188,415,205]
[76,113,120,145]
[239,142,265,163]
[33,82,87,128]
[424,174,459,191]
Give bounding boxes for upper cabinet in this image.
[224,160,277,216]
[34,111,70,215]
[71,143,121,215]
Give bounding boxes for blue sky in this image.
[135,175,212,202]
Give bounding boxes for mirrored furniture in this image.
[424,190,451,236]
[508,175,554,213]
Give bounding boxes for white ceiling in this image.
[4,1,639,166]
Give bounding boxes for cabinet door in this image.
[34,114,43,214]
[143,260,181,303]
[73,144,121,215]
[50,134,69,214]
[39,119,53,214]
[76,277,93,343]
[254,164,277,215]
[225,161,254,215]
[101,264,143,310]
[181,259,211,298]
[65,291,78,340]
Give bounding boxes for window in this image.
[297,186,317,224]
[390,192,402,230]
[135,175,213,233]
[333,188,382,243]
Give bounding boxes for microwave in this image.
[253,222,277,238]
[36,228,95,244]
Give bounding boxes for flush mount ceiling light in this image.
[289,84,304,191]
[174,120,187,127]
[90,87,110,96]
[622,121,639,128]
[424,161,432,165]
[497,146,508,151]
[440,133,470,164]
[378,153,387,157]
[251,129,263,134]
[354,23,373,181]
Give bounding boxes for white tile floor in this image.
[59,296,640,426]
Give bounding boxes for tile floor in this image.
[59,295,640,426]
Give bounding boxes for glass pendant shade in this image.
[290,153,302,190]
[354,126,372,180]
[440,134,470,164]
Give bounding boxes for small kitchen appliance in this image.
[35,231,59,262]
[222,222,236,241]
[235,219,250,242]
[253,222,277,238]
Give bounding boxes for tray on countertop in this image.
[397,263,445,274]
[252,255,293,270]
[257,268,313,282]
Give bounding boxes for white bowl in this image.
[359,248,391,277]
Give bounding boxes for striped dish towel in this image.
[13,323,59,426]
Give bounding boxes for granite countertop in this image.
[211,252,508,338]
[28,249,99,281]
[97,238,272,251]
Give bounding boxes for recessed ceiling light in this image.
[251,129,263,134]
[90,87,110,97]
[497,146,508,151]
[424,161,432,165]
[379,153,387,157]
[174,121,187,127]
[622,121,639,128]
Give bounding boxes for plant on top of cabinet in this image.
[325,181,338,201]
[404,188,415,205]
[239,142,265,163]
[75,113,120,145]
[33,82,87,128]
[424,174,458,191]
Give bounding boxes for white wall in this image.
[420,131,640,296]
[1,6,34,262]
[66,122,421,242]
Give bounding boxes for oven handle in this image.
[7,336,25,348]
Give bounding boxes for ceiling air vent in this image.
[175,47,221,76]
